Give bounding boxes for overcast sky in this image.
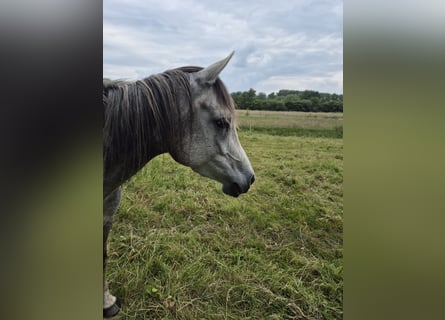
[104,0,342,94]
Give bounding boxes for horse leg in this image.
[103,187,122,318]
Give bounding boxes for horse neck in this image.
[103,74,190,191]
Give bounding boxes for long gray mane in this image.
[103,66,235,190]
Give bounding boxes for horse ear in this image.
[197,51,235,85]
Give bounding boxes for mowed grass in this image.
[236,110,343,138]
[107,111,343,319]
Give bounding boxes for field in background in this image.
[107,111,343,319]
[236,110,343,138]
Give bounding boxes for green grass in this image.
[107,112,343,319]
[236,110,343,138]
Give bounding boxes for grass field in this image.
[235,110,343,139]
[107,111,343,319]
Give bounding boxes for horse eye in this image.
[215,118,229,129]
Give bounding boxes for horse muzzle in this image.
[222,173,255,197]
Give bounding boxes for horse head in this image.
[170,52,255,197]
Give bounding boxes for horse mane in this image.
[103,66,235,186]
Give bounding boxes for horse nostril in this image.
[250,174,256,185]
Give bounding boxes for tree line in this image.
[231,89,343,112]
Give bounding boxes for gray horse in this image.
[103,52,255,317]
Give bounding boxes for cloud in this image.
[104,0,343,93]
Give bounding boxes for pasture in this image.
[235,110,343,139]
[107,111,343,319]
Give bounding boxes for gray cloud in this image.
[104,0,342,93]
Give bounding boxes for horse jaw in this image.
[189,140,255,198]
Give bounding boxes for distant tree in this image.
[301,90,320,100]
[277,89,294,97]
[257,92,267,100]
[235,88,256,109]
[231,88,342,112]
[274,100,287,111]
[300,99,312,112]
[231,91,243,108]
[245,88,257,109]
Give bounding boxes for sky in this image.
[103,0,343,94]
